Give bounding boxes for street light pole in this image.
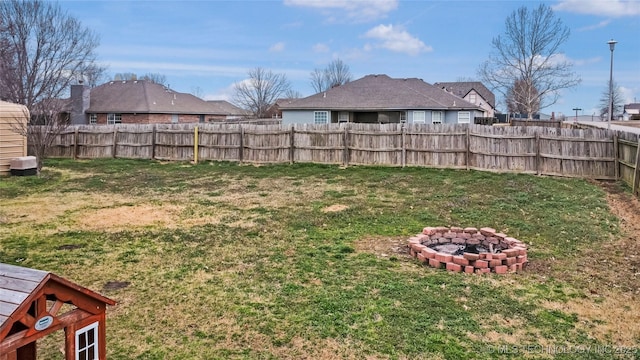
[572,107,582,122]
[607,39,617,130]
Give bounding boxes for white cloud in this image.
[620,86,637,104]
[269,42,286,52]
[577,19,611,31]
[363,24,431,56]
[553,0,640,17]
[284,0,398,22]
[312,43,330,53]
[546,53,601,66]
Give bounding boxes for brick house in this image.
[69,80,248,125]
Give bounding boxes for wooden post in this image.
[151,124,156,160]
[112,128,118,158]
[401,124,406,167]
[633,138,640,196]
[239,126,244,164]
[343,125,349,167]
[73,128,78,160]
[289,125,295,164]
[613,134,619,180]
[465,126,470,171]
[535,133,541,176]
[193,126,199,164]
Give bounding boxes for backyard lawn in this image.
[1,158,638,359]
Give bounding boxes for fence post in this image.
[289,125,295,164]
[151,124,156,160]
[401,124,406,168]
[535,133,541,176]
[465,126,470,171]
[239,126,244,164]
[633,138,640,196]
[193,126,199,164]
[112,127,118,158]
[73,127,78,160]
[343,125,349,167]
[613,133,619,180]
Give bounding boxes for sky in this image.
[60,0,640,118]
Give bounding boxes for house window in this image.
[338,112,348,123]
[469,94,477,104]
[432,111,443,124]
[400,112,407,123]
[314,111,328,124]
[458,111,471,124]
[107,113,121,125]
[75,322,98,360]
[413,111,425,124]
[89,114,97,125]
[171,114,179,123]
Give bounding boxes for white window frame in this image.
[171,114,179,123]
[89,114,97,125]
[469,93,477,104]
[75,322,98,360]
[107,113,121,125]
[314,111,328,124]
[432,111,443,124]
[338,111,349,123]
[457,111,471,124]
[413,111,425,124]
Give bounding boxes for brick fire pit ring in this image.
[408,226,528,274]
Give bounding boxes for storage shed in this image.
[0,263,116,360]
[0,101,29,176]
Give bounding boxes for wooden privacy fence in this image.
[43,123,639,193]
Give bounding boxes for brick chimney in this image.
[70,81,90,125]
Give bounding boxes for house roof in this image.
[0,262,115,339]
[624,103,640,110]
[206,100,251,116]
[87,80,227,115]
[279,74,480,111]
[432,81,496,109]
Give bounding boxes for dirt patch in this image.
[103,281,131,291]
[322,204,348,213]
[56,244,84,251]
[353,236,411,260]
[77,204,182,231]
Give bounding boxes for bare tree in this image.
[0,0,102,172]
[310,58,352,93]
[310,68,329,94]
[478,4,580,119]
[284,89,303,99]
[232,67,291,118]
[141,73,168,86]
[506,78,540,116]
[191,86,204,99]
[598,79,624,120]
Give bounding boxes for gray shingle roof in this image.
[87,80,227,115]
[280,74,479,111]
[433,81,496,109]
[624,103,640,110]
[206,100,251,116]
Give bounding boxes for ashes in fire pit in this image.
[408,226,528,274]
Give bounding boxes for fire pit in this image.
[408,226,528,274]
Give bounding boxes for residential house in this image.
[280,74,483,125]
[69,80,248,125]
[623,103,640,120]
[433,81,496,118]
[205,100,251,121]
